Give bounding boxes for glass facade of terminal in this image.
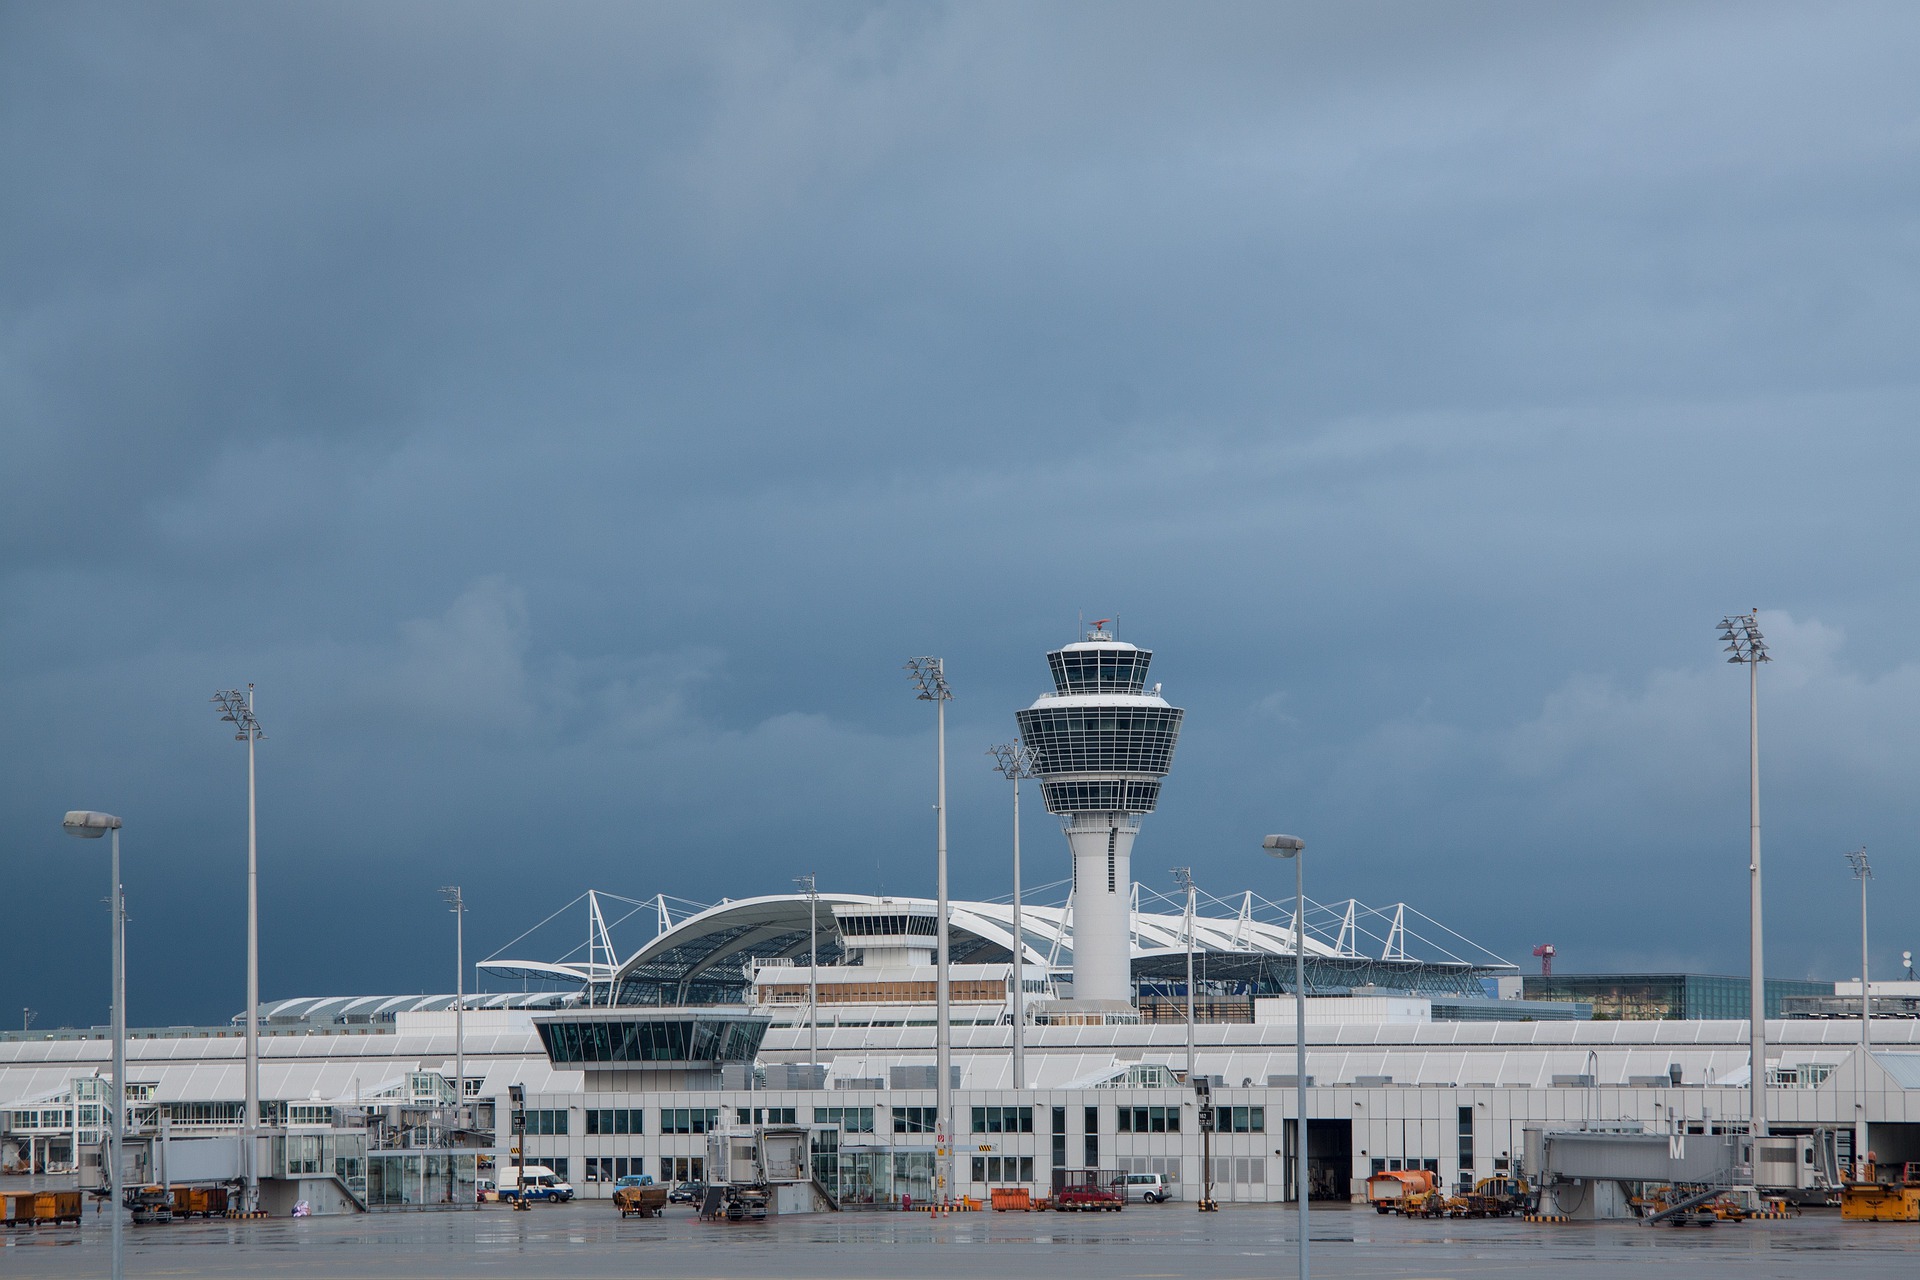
[1522,973,1833,1020]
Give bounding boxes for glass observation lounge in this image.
[534,1010,770,1067]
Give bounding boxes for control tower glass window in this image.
[1016,705,1183,776]
[1048,647,1152,694]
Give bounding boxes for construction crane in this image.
[1532,944,1555,976]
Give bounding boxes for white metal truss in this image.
[1381,903,1408,962]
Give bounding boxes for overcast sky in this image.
[6,2,1920,1029]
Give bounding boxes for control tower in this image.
[1014,623,1184,1017]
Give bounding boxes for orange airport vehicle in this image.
[1,1190,83,1228]
[1366,1168,1438,1214]
[1842,1159,1920,1222]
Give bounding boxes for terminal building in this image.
[7,627,1920,1208]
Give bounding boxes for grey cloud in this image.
[6,2,1920,1025]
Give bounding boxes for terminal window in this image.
[1116,1106,1180,1134]
[971,1155,1035,1183]
[892,1106,938,1135]
[971,1106,1034,1134]
[660,1108,719,1135]
[1218,1107,1264,1133]
[586,1108,643,1135]
[737,1107,797,1125]
[815,1106,876,1133]
[526,1108,569,1135]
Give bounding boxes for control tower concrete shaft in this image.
[1014,625,1184,1012]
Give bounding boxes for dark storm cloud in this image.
[5,2,1920,1026]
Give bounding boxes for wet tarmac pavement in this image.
[4,1200,1917,1279]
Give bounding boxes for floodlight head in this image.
[1262,833,1304,857]
[211,687,265,740]
[903,656,952,702]
[987,739,1037,779]
[62,810,121,838]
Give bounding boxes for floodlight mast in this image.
[905,656,953,1203]
[1717,613,1769,1140]
[211,685,264,1212]
[988,741,1038,1089]
[441,887,465,1122]
[1262,834,1308,1280]
[61,810,124,1280]
[1847,848,1871,1171]
[795,874,819,1084]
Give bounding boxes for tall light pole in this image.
[1171,867,1196,1084]
[1718,613,1769,1138]
[794,874,819,1083]
[1847,848,1871,1171]
[905,656,953,1202]
[441,886,465,1122]
[988,740,1037,1090]
[63,811,124,1280]
[212,686,265,1210]
[1263,834,1308,1280]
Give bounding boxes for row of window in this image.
[892,1106,938,1134]
[1041,780,1163,814]
[661,1108,722,1135]
[1115,1106,1182,1134]
[971,1106,1034,1134]
[755,980,1007,1006]
[521,1102,1260,1143]
[535,1017,764,1065]
[585,1109,645,1136]
[737,1107,797,1125]
[815,1107,875,1133]
[523,1109,569,1136]
[836,914,938,937]
[1047,648,1154,694]
[1217,1106,1265,1134]
[1015,705,1184,774]
[970,1155,1036,1184]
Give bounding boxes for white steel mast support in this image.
[907,657,954,1202]
[794,874,818,1083]
[935,683,950,1200]
[990,741,1037,1090]
[1720,613,1770,1141]
[442,886,466,1120]
[111,825,126,1280]
[1748,648,1765,1137]
[61,810,126,1280]
[214,685,265,1214]
[1848,849,1871,1170]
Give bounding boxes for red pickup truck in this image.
[1051,1169,1125,1212]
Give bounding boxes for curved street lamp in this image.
[1263,833,1308,1280]
[63,810,125,1280]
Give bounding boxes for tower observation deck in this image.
[1014,624,1184,1015]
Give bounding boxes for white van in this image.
[1120,1172,1173,1203]
[498,1165,575,1203]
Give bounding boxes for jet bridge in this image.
[1525,1127,1741,1220]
